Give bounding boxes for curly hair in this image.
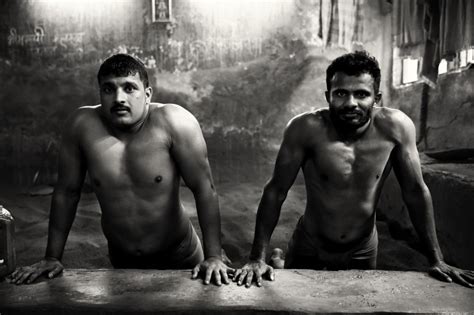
[326,50,381,93]
[97,54,149,87]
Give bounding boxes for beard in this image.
[329,105,373,131]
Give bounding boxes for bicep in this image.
[391,117,425,193]
[170,114,213,192]
[267,126,305,194]
[56,126,87,193]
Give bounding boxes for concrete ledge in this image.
[1,269,474,314]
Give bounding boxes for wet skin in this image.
[9,73,232,285]
[235,73,474,288]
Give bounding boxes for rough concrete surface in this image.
[1,269,473,314]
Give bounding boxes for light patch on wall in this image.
[187,0,296,39]
[30,0,136,24]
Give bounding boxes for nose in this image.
[343,94,357,109]
[114,88,127,104]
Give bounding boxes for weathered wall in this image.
[0,0,391,186]
[390,69,474,151]
[425,70,474,151]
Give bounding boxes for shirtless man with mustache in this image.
[235,51,474,288]
[10,54,233,286]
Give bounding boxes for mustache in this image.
[111,104,130,112]
[339,109,363,115]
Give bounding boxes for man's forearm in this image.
[195,190,223,259]
[45,190,81,260]
[404,188,444,264]
[249,188,284,261]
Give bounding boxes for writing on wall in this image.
[6,25,90,65]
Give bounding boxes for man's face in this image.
[99,73,152,129]
[326,72,381,129]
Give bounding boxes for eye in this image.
[102,86,113,94]
[124,84,136,93]
[354,91,370,98]
[334,90,346,97]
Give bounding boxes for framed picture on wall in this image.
[152,0,172,23]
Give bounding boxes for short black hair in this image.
[326,50,381,93]
[97,54,149,87]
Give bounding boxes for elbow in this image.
[190,180,218,199]
[263,180,288,204]
[401,182,431,205]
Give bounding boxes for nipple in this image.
[155,175,163,183]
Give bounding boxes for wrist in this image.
[44,256,61,262]
[426,250,443,265]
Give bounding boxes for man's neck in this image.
[107,105,150,139]
[331,115,372,142]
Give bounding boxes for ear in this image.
[374,92,382,105]
[145,86,153,103]
[325,91,330,103]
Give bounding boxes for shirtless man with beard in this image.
[235,51,474,288]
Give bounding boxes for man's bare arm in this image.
[235,115,308,287]
[9,111,87,284]
[46,114,87,260]
[392,112,474,288]
[167,105,232,285]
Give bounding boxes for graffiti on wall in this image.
[5,24,270,71]
[6,26,93,65]
[160,37,264,72]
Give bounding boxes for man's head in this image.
[97,54,152,130]
[325,51,382,130]
[98,53,149,87]
[326,50,381,94]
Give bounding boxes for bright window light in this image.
[401,58,419,84]
[438,59,447,74]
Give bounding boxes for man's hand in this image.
[191,257,235,286]
[8,258,64,285]
[233,260,275,288]
[429,261,474,288]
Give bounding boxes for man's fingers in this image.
[237,270,247,286]
[221,269,230,285]
[213,270,222,286]
[465,270,474,278]
[460,272,474,283]
[452,272,474,288]
[429,267,452,283]
[255,270,263,287]
[9,268,21,281]
[245,271,254,288]
[26,271,43,284]
[14,271,32,285]
[49,265,63,279]
[191,265,200,279]
[204,268,212,285]
[233,269,242,282]
[267,266,275,281]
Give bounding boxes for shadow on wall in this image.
[0,36,336,187]
[0,61,100,186]
[152,40,334,182]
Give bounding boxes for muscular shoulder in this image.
[372,107,416,144]
[63,105,101,137]
[148,103,201,137]
[284,108,328,143]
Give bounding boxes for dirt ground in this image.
[1,175,428,272]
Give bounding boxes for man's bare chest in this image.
[81,131,175,187]
[305,138,395,187]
